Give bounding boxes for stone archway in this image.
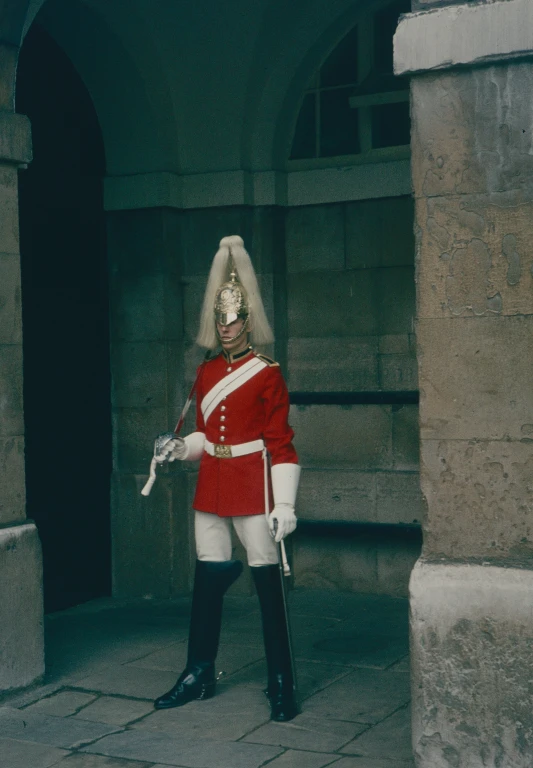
[0,0,185,693]
[16,20,110,614]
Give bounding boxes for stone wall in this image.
[285,197,421,595]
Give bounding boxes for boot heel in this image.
[197,681,216,700]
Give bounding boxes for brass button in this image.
[220,426,226,432]
[221,405,226,411]
[227,367,232,372]
[220,435,225,442]
[220,415,226,421]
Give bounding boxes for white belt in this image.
[204,438,265,459]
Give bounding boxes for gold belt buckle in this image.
[214,444,233,458]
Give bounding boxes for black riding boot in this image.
[154,559,243,709]
[252,564,299,722]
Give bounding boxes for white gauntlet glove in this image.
[268,463,301,543]
[153,431,205,463]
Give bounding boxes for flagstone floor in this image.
[0,589,414,768]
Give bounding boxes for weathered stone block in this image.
[421,438,533,561]
[416,193,533,319]
[290,405,392,470]
[392,405,420,471]
[0,112,32,165]
[287,337,379,392]
[288,270,378,337]
[0,436,25,524]
[376,472,423,525]
[111,342,169,409]
[294,529,418,597]
[377,267,416,335]
[286,204,344,272]
[377,538,420,598]
[0,166,19,253]
[0,254,22,344]
[411,561,533,766]
[0,523,44,692]
[0,343,23,436]
[293,533,378,593]
[379,334,410,355]
[411,66,533,200]
[418,316,533,441]
[107,208,180,278]
[0,48,18,110]
[297,469,376,522]
[113,406,168,474]
[346,196,414,269]
[109,272,168,342]
[107,209,183,342]
[179,207,255,276]
[379,353,418,391]
[112,472,190,598]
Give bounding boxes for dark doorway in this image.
[16,22,111,613]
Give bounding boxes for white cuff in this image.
[183,431,205,461]
[271,463,301,508]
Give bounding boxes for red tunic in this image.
[192,349,298,517]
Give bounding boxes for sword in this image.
[141,353,210,497]
[273,518,299,710]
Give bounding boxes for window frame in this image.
[288,2,410,169]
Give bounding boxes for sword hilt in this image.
[272,520,291,577]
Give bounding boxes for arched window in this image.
[290,0,410,162]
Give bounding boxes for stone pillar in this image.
[0,108,45,692]
[395,1,533,765]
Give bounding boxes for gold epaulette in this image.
[255,352,279,367]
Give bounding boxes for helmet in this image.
[196,235,273,350]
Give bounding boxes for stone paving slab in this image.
[74,696,155,726]
[303,668,410,724]
[165,739,283,768]
[70,665,178,700]
[340,705,412,761]
[1,681,65,709]
[81,729,281,767]
[225,611,342,638]
[333,758,414,768]
[133,685,271,741]
[80,730,198,764]
[223,659,351,700]
[45,628,186,678]
[53,754,154,767]
[126,641,264,678]
[23,690,98,716]
[0,706,122,749]
[261,751,341,768]
[243,711,368,752]
[0,737,69,768]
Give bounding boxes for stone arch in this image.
[27,0,181,176]
[242,0,406,173]
[242,0,379,171]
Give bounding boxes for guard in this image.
[152,235,301,722]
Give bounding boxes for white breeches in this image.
[195,511,278,566]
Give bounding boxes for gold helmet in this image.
[214,263,249,327]
[196,235,274,350]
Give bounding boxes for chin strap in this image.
[216,316,250,344]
